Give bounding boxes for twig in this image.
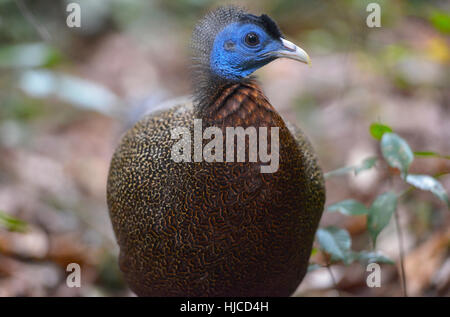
[394,209,408,297]
[326,263,341,296]
[393,171,449,296]
[14,0,53,43]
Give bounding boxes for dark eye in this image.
[245,32,260,46]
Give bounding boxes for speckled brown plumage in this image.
[106,6,325,297]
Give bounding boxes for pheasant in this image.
[107,6,325,296]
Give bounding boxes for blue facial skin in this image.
[210,23,284,81]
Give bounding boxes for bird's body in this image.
[107,6,325,296]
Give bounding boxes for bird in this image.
[106,6,325,297]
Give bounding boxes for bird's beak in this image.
[274,38,311,65]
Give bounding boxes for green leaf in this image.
[367,192,398,247]
[0,43,62,69]
[19,70,119,116]
[324,166,354,179]
[0,210,27,232]
[324,157,377,179]
[316,227,352,264]
[381,133,414,178]
[355,157,377,175]
[370,123,392,140]
[307,263,322,272]
[414,151,437,157]
[406,174,449,207]
[414,151,450,160]
[327,199,369,215]
[354,251,395,265]
[429,10,450,34]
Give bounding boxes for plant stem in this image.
[394,209,408,297]
[14,0,52,42]
[326,263,341,296]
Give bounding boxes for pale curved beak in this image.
[275,38,311,65]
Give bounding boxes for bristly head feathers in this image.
[191,6,284,111]
[191,6,283,66]
[192,6,245,69]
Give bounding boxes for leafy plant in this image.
[311,122,449,295]
[367,192,398,246]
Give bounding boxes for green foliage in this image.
[354,251,395,265]
[429,10,450,34]
[316,227,352,264]
[380,132,414,178]
[0,210,27,232]
[97,252,127,291]
[19,70,119,116]
[355,157,377,175]
[370,122,392,140]
[324,166,355,178]
[316,226,395,266]
[324,156,377,179]
[327,199,368,215]
[315,122,448,276]
[406,174,449,207]
[414,151,450,160]
[0,95,47,122]
[367,192,398,247]
[0,43,62,69]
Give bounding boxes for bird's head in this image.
[192,6,310,83]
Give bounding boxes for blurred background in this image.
[0,0,449,296]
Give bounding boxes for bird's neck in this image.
[194,79,278,128]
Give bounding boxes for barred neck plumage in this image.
[195,78,277,128]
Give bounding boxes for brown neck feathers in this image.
[196,80,278,128]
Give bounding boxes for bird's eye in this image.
[245,32,260,46]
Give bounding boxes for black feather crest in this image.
[240,13,283,39]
